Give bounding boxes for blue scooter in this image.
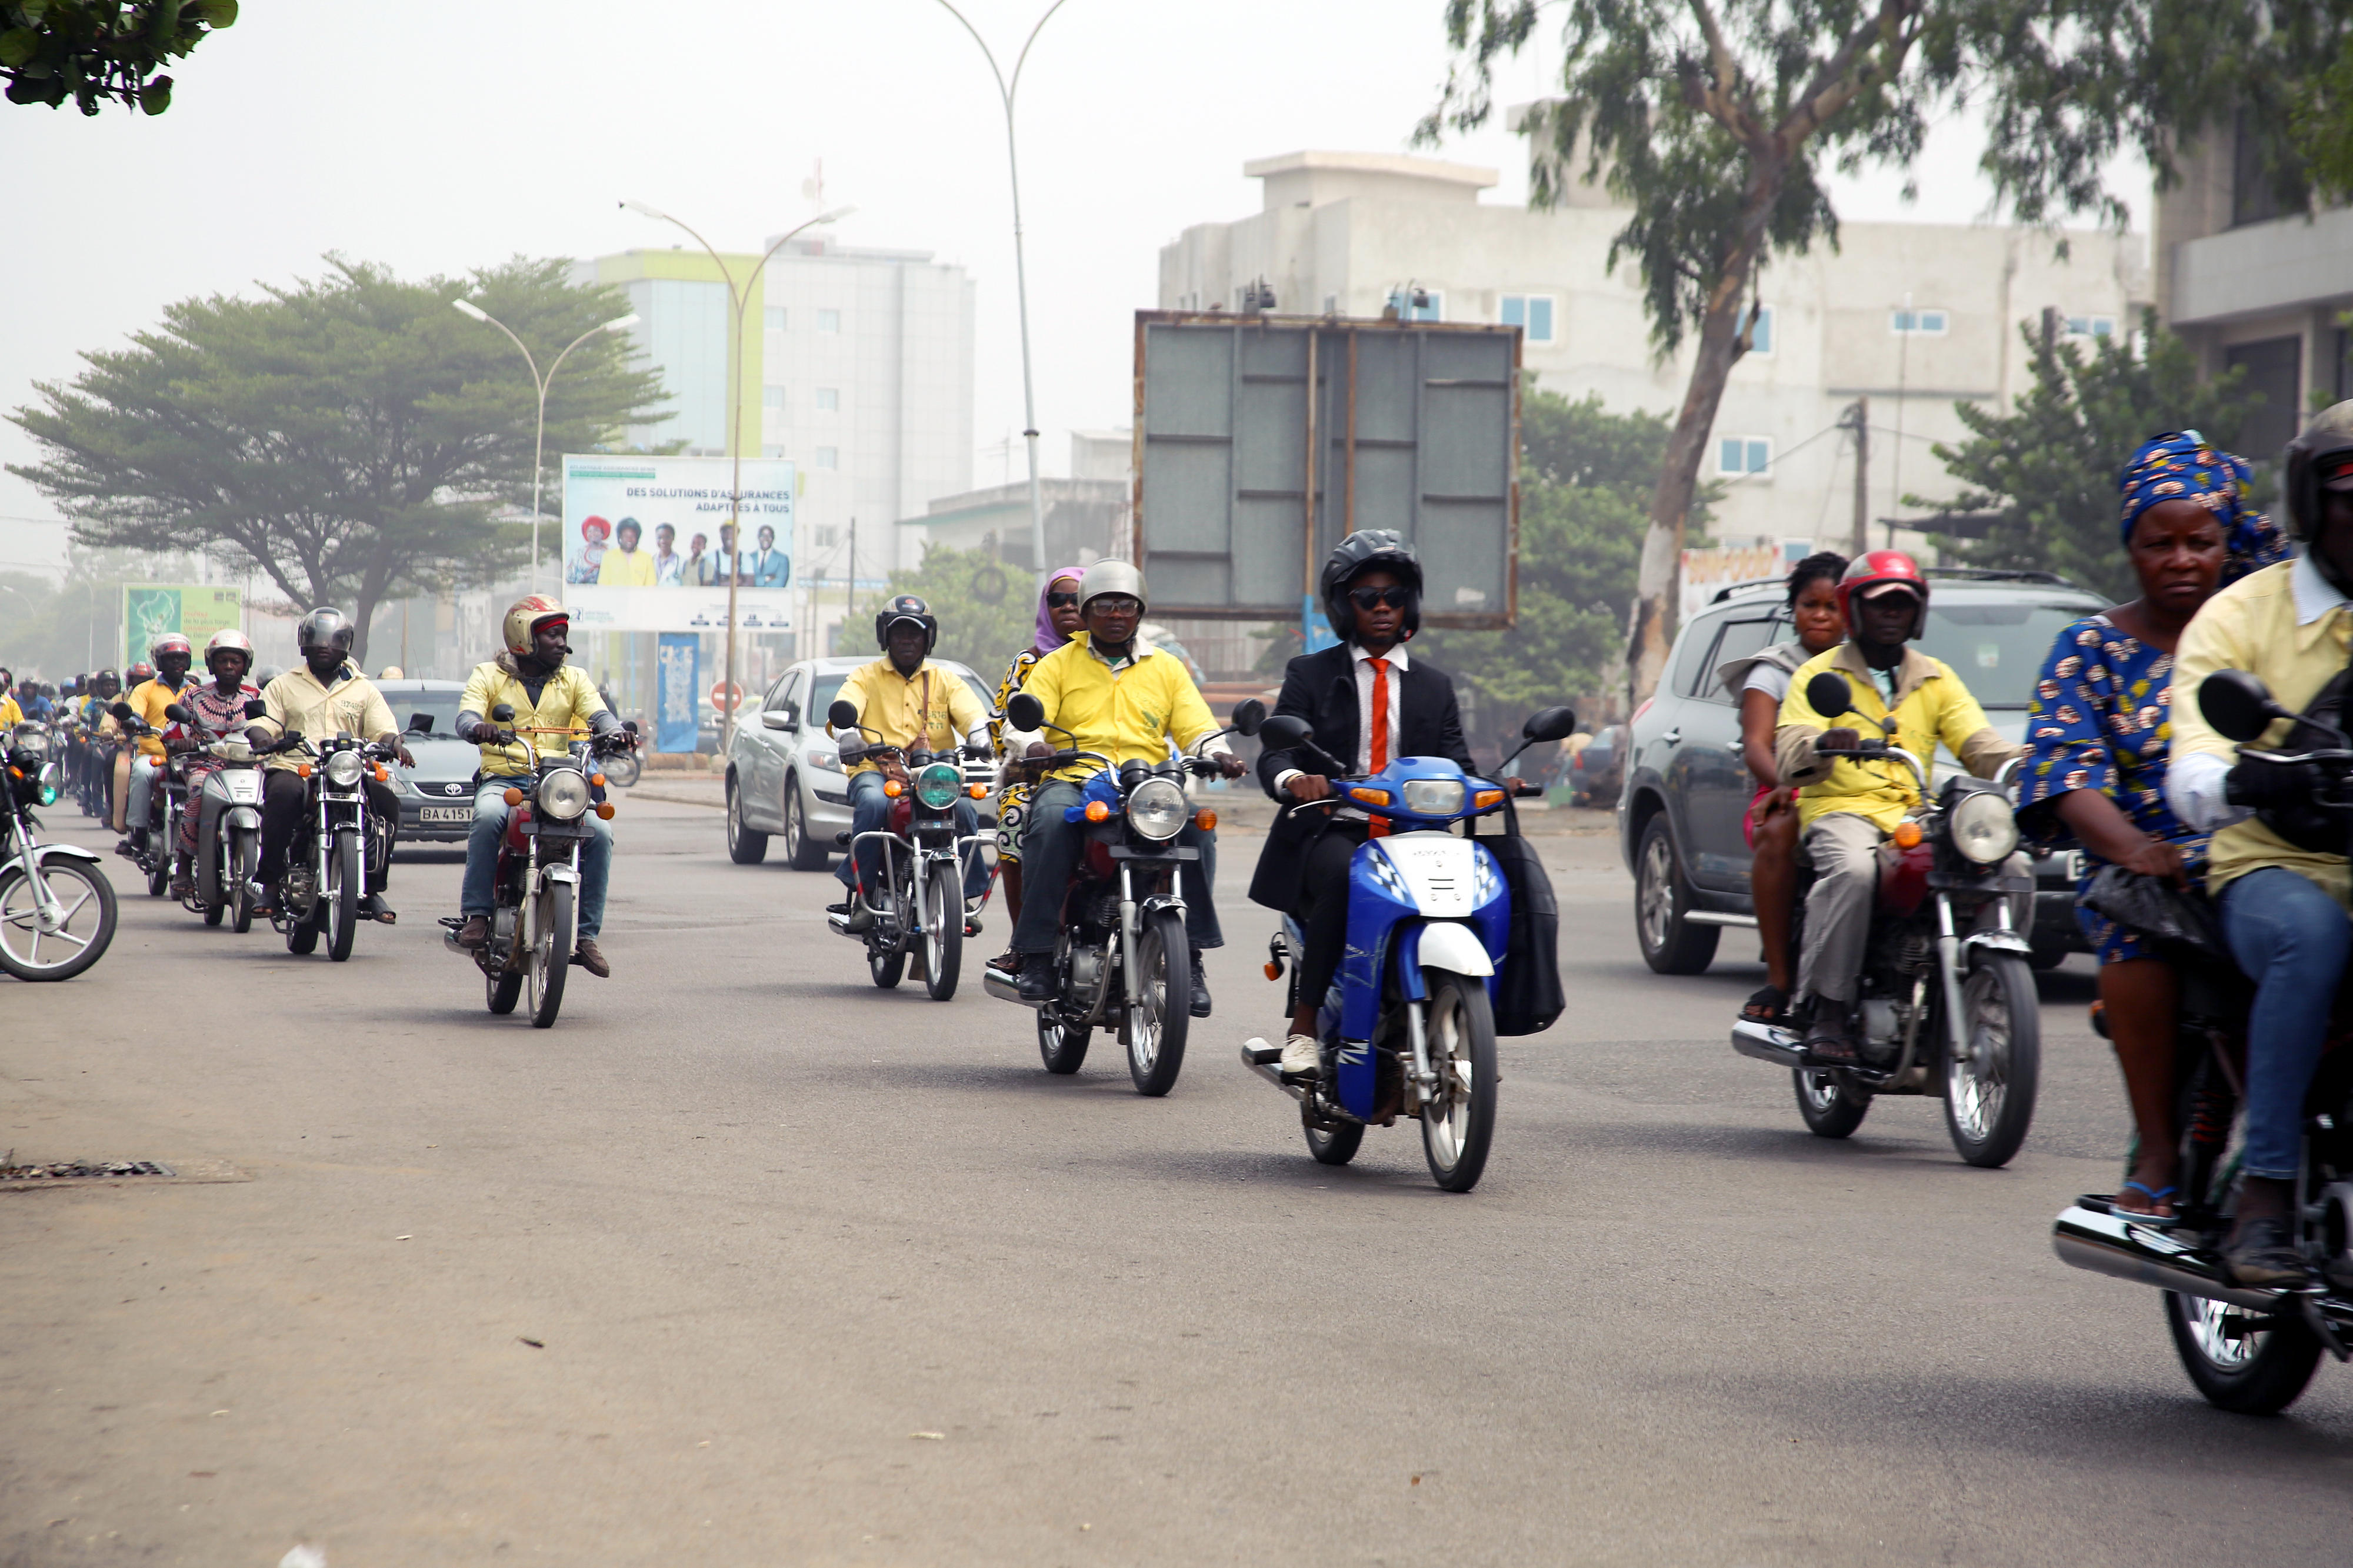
[1237,704,1575,1190]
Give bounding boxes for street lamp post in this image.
[450,299,639,593]
[932,0,1076,580]
[617,201,853,749]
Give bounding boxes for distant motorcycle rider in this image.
[117,633,197,860]
[162,629,262,900]
[452,595,632,976]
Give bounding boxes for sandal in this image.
[2109,1181,2179,1226]
[1741,984,1790,1026]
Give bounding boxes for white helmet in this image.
[205,628,255,675]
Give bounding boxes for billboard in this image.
[122,583,242,668]
[1679,539,1812,620]
[1132,312,1519,626]
[559,455,795,633]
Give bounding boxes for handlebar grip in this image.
[1511,782,1544,798]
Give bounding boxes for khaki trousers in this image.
[1795,812,1883,1004]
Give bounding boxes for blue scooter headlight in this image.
[1400,778,1466,817]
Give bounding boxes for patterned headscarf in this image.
[1032,566,1086,654]
[2118,431,2288,585]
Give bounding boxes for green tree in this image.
[861,543,1036,685]
[1919,312,2268,602]
[1425,0,2351,706]
[9,256,667,663]
[2,0,235,114]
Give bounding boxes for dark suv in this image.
[1618,569,2107,974]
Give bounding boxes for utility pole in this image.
[846,517,857,654]
[1848,396,1870,559]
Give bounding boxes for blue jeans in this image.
[461,780,612,939]
[835,769,988,901]
[1012,778,1221,955]
[2218,866,2352,1180]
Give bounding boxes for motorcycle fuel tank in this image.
[1875,836,1933,916]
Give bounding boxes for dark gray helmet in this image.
[296,606,355,657]
[1320,529,1424,643]
[873,593,937,653]
[2285,399,2353,542]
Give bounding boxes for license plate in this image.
[417,806,472,823]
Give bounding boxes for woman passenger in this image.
[984,566,1085,980]
[2017,433,2287,1220]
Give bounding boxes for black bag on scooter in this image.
[1484,823,1563,1036]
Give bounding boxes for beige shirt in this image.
[253,664,396,773]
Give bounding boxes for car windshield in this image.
[374,684,466,735]
[1914,598,2103,708]
[811,675,846,725]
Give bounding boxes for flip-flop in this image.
[2109,1181,2179,1226]
[1741,985,1789,1025]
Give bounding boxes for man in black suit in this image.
[1247,531,1483,1077]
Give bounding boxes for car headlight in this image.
[915,761,963,809]
[1401,778,1467,817]
[1125,776,1188,840]
[804,748,842,774]
[1948,790,2019,865]
[538,768,591,820]
[324,749,364,788]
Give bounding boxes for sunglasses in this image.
[1089,595,1142,615]
[1045,591,1081,609]
[1348,586,1413,610]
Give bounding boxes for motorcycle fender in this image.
[1139,892,1187,921]
[226,805,262,830]
[1398,921,1495,1002]
[25,843,103,872]
[541,865,580,889]
[1962,929,2032,959]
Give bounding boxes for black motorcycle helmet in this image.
[874,593,938,655]
[2285,399,2353,543]
[1320,529,1424,644]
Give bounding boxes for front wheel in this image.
[324,832,360,962]
[1944,952,2040,1167]
[1634,816,1718,975]
[1794,1069,1871,1137]
[2164,1292,2324,1415]
[228,830,256,934]
[1125,908,1191,1096]
[1421,970,1499,1191]
[726,776,769,865]
[0,859,118,981]
[923,860,962,1000]
[601,750,641,789]
[528,879,574,1028]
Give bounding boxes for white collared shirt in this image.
[1274,642,1409,795]
[2167,551,2347,833]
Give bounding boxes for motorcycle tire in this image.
[487,949,523,1015]
[1634,816,1718,975]
[528,880,573,1029]
[923,862,962,1001]
[783,779,828,870]
[869,940,906,989]
[202,887,225,926]
[228,831,256,935]
[601,750,641,789]
[1304,1114,1365,1166]
[1794,1069,1871,1138]
[285,889,320,955]
[0,859,118,981]
[1420,969,1499,1192]
[145,841,168,898]
[325,833,360,963]
[1124,907,1190,1096]
[2164,1291,2323,1415]
[726,777,769,865]
[1038,1007,1089,1074]
[1944,952,2040,1168]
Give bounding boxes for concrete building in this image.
[2156,126,2353,458]
[903,429,1132,569]
[1160,141,2155,555]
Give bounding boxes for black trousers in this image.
[1293,819,1370,1016]
[260,770,399,893]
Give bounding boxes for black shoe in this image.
[1017,962,1055,1003]
[2222,1216,2315,1290]
[362,893,396,924]
[826,899,875,933]
[1189,948,1212,1017]
[1801,996,1858,1065]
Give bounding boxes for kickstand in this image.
[2298,1291,2351,1362]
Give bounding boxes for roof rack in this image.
[1709,564,2081,605]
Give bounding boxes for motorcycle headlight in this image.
[1400,778,1467,818]
[915,761,963,809]
[538,768,591,820]
[214,740,255,764]
[1948,790,2019,865]
[1125,776,1188,840]
[36,762,59,806]
[324,749,364,788]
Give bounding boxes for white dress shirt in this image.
[1274,642,1408,795]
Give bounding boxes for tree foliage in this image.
[1920,311,2268,603]
[9,256,668,663]
[859,543,1037,683]
[2,0,235,115]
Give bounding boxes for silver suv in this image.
[724,655,994,870]
[1619,569,2107,974]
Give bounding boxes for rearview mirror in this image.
[1522,705,1578,744]
[1805,671,1855,719]
[760,710,793,732]
[406,712,434,735]
[164,702,194,725]
[1228,698,1267,736]
[109,701,134,721]
[490,703,516,723]
[1257,713,1314,750]
[243,699,267,719]
[2198,669,2287,745]
[1004,692,1045,733]
[622,719,639,734]
[827,698,861,730]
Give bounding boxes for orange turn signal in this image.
[1892,820,1924,849]
[1348,786,1391,807]
[372,764,388,783]
[884,779,904,798]
[589,773,606,788]
[968,784,988,799]
[1194,809,1218,831]
[504,787,525,808]
[1264,961,1282,980]
[1084,800,1111,822]
[296,763,312,779]
[1474,789,1505,809]
[595,802,615,820]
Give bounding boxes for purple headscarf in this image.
[1034,565,1086,654]
[2118,431,2288,586]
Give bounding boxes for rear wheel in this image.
[783,778,828,870]
[1634,816,1718,975]
[486,962,522,1015]
[1944,953,2041,1167]
[726,776,769,865]
[1421,972,1499,1191]
[1794,1069,1872,1137]
[869,939,906,989]
[923,861,962,1000]
[324,832,359,962]
[1305,1115,1365,1166]
[2164,1292,2323,1414]
[1038,1006,1090,1074]
[528,879,573,1028]
[1125,908,1191,1096]
[145,833,168,897]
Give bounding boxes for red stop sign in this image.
[709,680,746,712]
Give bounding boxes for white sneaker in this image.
[1278,1033,1321,1075]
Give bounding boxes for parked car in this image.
[373,679,479,845]
[724,656,994,870]
[1618,569,2107,974]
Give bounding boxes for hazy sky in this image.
[0,1,2145,578]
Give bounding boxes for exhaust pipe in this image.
[2051,1204,2285,1313]
[982,968,1041,1008]
[1731,1018,1805,1069]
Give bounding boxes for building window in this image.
[1891,308,1948,336]
[762,385,785,410]
[815,387,839,412]
[761,445,787,460]
[815,446,839,470]
[1718,436,1772,478]
[1387,288,1442,322]
[816,308,841,333]
[1500,294,1557,343]
[1323,293,1339,315]
[2066,315,2115,340]
[813,525,839,549]
[764,306,786,332]
[1739,303,1773,356]
[2225,336,2303,459]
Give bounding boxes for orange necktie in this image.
[1367,656,1391,839]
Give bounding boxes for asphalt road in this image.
[5,794,2350,1567]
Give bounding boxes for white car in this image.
[724,655,995,869]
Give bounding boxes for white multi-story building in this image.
[1160,139,2155,556]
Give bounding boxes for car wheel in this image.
[726,775,769,865]
[1634,815,1718,975]
[783,774,829,870]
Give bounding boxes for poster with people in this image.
[559,455,795,633]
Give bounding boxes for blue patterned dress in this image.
[2015,613,2206,963]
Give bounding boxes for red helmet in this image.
[1836,551,1929,639]
[149,632,194,663]
[126,661,156,683]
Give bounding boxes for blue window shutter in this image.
[1529,297,1554,342]
[1500,295,1525,328]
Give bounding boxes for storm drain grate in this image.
[1,1156,177,1182]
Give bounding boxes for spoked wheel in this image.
[1944,953,2041,1167]
[528,879,573,1028]
[783,780,828,870]
[1038,1003,1090,1074]
[601,750,641,789]
[1420,970,1499,1191]
[2164,1291,2323,1414]
[324,833,361,962]
[228,832,256,934]
[923,861,962,1000]
[1794,1068,1871,1137]
[1124,908,1191,1096]
[726,778,769,864]
[0,859,118,981]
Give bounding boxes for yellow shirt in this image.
[1018,633,1220,782]
[0,695,19,729]
[459,659,609,778]
[1775,642,2021,832]
[252,665,397,773]
[126,675,198,760]
[2168,556,2353,903]
[598,547,658,587]
[829,658,985,777]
